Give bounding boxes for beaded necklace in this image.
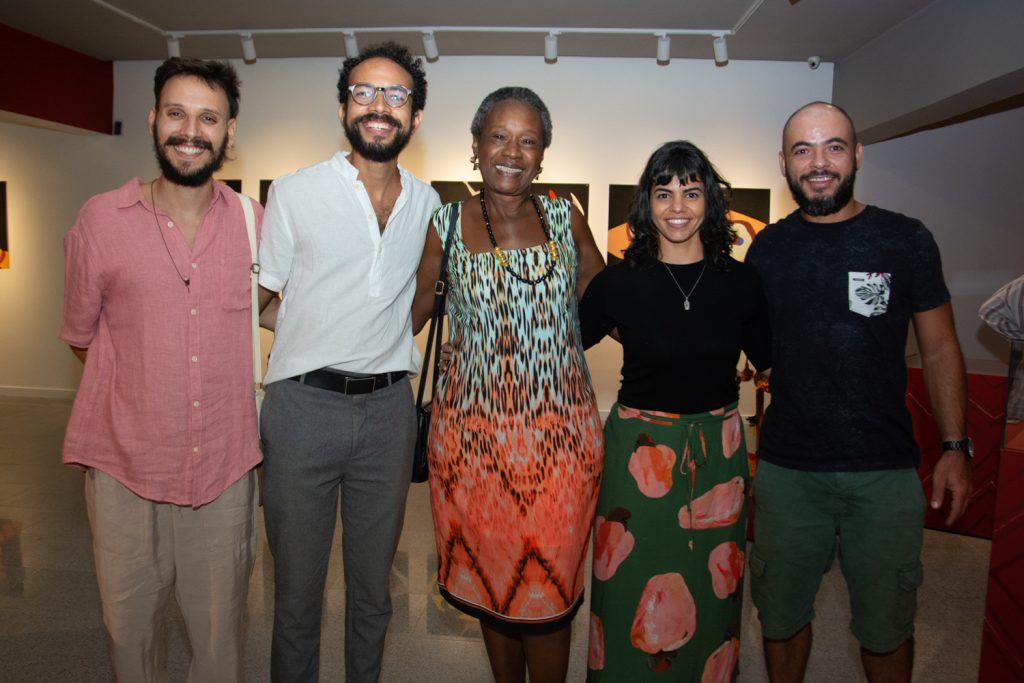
[479,189,559,285]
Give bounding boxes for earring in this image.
[536,166,543,180]
[470,155,479,171]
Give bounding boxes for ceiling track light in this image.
[544,32,558,62]
[89,0,756,66]
[344,32,359,59]
[656,33,670,64]
[422,31,439,60]
[240,33,256,62]
[166,34,180,59]
[713,33,728,65]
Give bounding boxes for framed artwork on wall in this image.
[431,181,589,217]
[260,179,274,206]
[0,181,8,269]
[218,178,242,193]
[606,185,770,264]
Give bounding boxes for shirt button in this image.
[191,355,198,362]
[167,221,174,228]
[193,400,200,408]
[191,262,198,269]
[193,446,199,453]
[190,308,197,315]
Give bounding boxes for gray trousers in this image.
[260,375,416,683]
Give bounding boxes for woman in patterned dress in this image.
[579,141,771,681]
[412,87,606,682]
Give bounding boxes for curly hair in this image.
[624,140,734,270]
[154,58,241,119]
[470,86,552,149]
[337,42,428,114]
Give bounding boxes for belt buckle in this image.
[343,375,375,394]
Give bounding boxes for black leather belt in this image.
[288,369,407,395]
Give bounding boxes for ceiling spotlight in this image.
[713,34,728,65]
[240,33,256,63]
[422,31,439,60]
[544,32,558,62]
[166,34,180,59]
[344,32,359,59]
[656,34,670,64]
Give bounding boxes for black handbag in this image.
[412,206,458,483]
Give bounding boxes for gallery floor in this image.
[0,396,989,681]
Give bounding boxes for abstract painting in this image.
[0,182,8,269]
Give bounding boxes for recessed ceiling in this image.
[1,0,935,63]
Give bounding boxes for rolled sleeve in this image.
[60,223,101,348]
[257,181,293,293]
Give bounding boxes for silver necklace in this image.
[662,261,706,311]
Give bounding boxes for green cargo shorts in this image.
[749,460,926,653]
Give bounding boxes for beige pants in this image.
[85,468,258,683]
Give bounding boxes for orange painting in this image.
[0,181,8,269]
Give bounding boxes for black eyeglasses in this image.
[347,83,413,108]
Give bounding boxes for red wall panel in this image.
[0,23,112,134]
[978,448,1024,682]
[907,369,1004,538]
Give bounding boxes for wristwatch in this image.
[941,438,974,459]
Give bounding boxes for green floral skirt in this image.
[587,402,749,682]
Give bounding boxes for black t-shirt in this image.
[746,206,950,471]
[580,257,771,414]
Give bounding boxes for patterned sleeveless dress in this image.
[428,196,604,629]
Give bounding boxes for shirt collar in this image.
[331,151,408,187]
[117,177,233,210]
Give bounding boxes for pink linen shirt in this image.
[61,179,263,507]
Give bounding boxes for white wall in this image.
[858,105,1024,365]
[0,55,830,407]
[834,0,1024,144]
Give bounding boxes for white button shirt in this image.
[259,152,440,384]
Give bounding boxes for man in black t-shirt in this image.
[746,102,971,683]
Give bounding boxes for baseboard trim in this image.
[0,386,76,399]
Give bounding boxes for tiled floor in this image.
[0,396,990,681]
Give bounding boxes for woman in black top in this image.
[581,141,770,682]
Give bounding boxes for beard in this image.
[343,111,413,163]
[153,132,229,188]
[786,166,856,217]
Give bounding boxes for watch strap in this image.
[941,438,973,458]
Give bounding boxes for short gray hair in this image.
[470,86,552,149]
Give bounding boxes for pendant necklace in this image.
[150,181,191,290]
[663,261,706,311]
[479,188,559,285]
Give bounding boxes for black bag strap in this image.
[416,204,459,408]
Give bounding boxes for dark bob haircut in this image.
[625,140,735,270]
[337,42,428,115]
[154,58,241,120]
[470,86,552,149]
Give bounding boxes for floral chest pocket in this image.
[848,271,891,318]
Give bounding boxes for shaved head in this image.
[783,101,858,149]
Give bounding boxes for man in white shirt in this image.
[257,42,440,682]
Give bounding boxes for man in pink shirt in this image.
[61,58,262,683]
